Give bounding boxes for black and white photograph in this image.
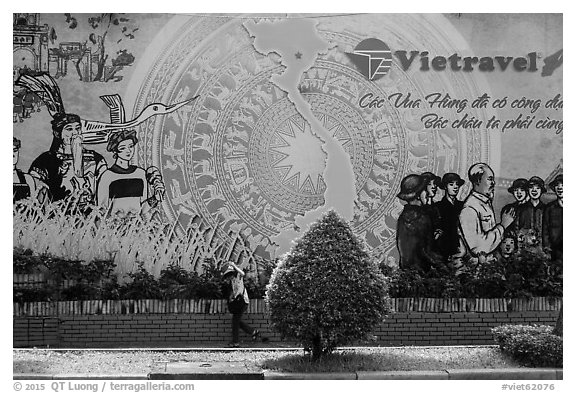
[8,6,566,390]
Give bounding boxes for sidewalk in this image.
[13,346,563,380]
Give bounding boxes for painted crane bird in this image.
[15,72,199,145]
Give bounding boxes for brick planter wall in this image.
[13,298,561,348]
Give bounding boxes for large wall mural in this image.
[127,14,501,261]
[13,13,562,277]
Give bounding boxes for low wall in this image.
[13,298,561,348]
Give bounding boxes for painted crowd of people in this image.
[14,74,562,275]
[13,72,167,217]
[396,163,563,274]
[13,120,165,217]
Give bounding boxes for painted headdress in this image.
[15,72,66,118]
[15,72,199,145]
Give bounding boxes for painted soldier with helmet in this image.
[516,176,547,243]
[501,178,529,233]
[396,174,443,271]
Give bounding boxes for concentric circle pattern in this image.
[131,15,495,261]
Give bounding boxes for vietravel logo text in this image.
[345,38,562,81]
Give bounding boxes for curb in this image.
[445,368,560,380]
[263,368,563,380]
[14,368,562,380]
[14,374,149,380]
[264,371,356,380]
[13,374,53,380]
[356,370,449,380]
[148,373,263,380]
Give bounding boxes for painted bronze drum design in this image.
[129,15,497,261]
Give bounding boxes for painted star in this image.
[295,52,303,60]
[271,119,326,194]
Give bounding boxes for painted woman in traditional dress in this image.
[96,129,165,216]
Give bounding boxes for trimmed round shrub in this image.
[266,210,391,360]
[492,324,562,367]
